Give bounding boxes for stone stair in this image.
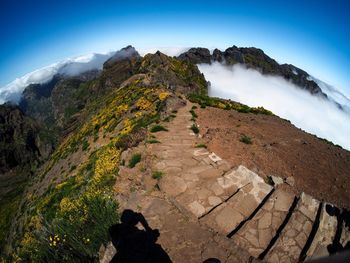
[148,101,350,262]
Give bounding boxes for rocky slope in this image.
[178,46,327,97]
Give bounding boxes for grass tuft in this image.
[128,153,141,168]
[146,139,160,144]
[152,171,164,180]
[190,124,199,134]
[240,135,252,144]
[150,125,168,133]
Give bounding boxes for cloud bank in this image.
[0,52,114,104]
[198,62,350,150]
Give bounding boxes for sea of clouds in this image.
[198,62,350,150]
[0,52,114,104]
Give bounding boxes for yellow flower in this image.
[136,97,152,110]
[120,119,133,135]
[159,92,170,101]
[135,111,143,118]
[94,146,120,184]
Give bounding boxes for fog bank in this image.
[0,52,114,104]
[198,62,350,150]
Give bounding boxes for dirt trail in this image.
[101,101,349,263]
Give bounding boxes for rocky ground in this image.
[195,106,350,210]
[100,101,350,263]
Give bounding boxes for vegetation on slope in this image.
[7,78,172,262]
[187,94,273,115]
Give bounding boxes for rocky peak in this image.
[178,47,211,64]
[103,45,140,69]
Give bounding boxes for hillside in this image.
[0,46,349,262]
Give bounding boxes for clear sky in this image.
[1,0,349,93]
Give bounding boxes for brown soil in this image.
[196,106,350,209]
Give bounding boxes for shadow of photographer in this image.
[109,209,172,263]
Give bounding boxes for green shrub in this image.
[150,125,168,133]
[190,124,199,134]
[195,144,207,148]
[189,109,198,119]
[152,171,163,180]
[187,94,273,115]
[240,135,252,144]
[128,153,141,168]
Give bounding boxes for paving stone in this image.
[197,167,223,179]
[208,152,222,163]
[232,189,294,258]
[258,212,272,229]
[274,191,295,212]
[159,175,187,197]
[188,201,206,217]
[186,164,212,174]
[202,179,271,235]
[193,148,210,156]
[208,196,222,206]
[210,182,225,196]
[163,166,182,176]
[265,193,319,263]
[271,175,284,185]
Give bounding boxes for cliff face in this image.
[0,104,43,173]
[178,46,327,97]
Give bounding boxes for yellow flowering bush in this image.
[136,97,152,110]
[120,118,133,135]
[94,146,120,184]
[159,92,170,101]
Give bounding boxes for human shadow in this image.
[109,209,172,263]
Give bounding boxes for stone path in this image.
[102,101,350,263]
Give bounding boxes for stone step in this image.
[200,166,273,234]
[174,174,240,218]
[305,203,338,260]
[265,192,320,263]
[232,189,295,258]
[339,211,350,250]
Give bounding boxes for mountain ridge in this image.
[178,46,328,98]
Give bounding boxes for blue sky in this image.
[1,0,350,93]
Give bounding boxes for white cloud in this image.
[198,62,350,150]
[0,52,114,104]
